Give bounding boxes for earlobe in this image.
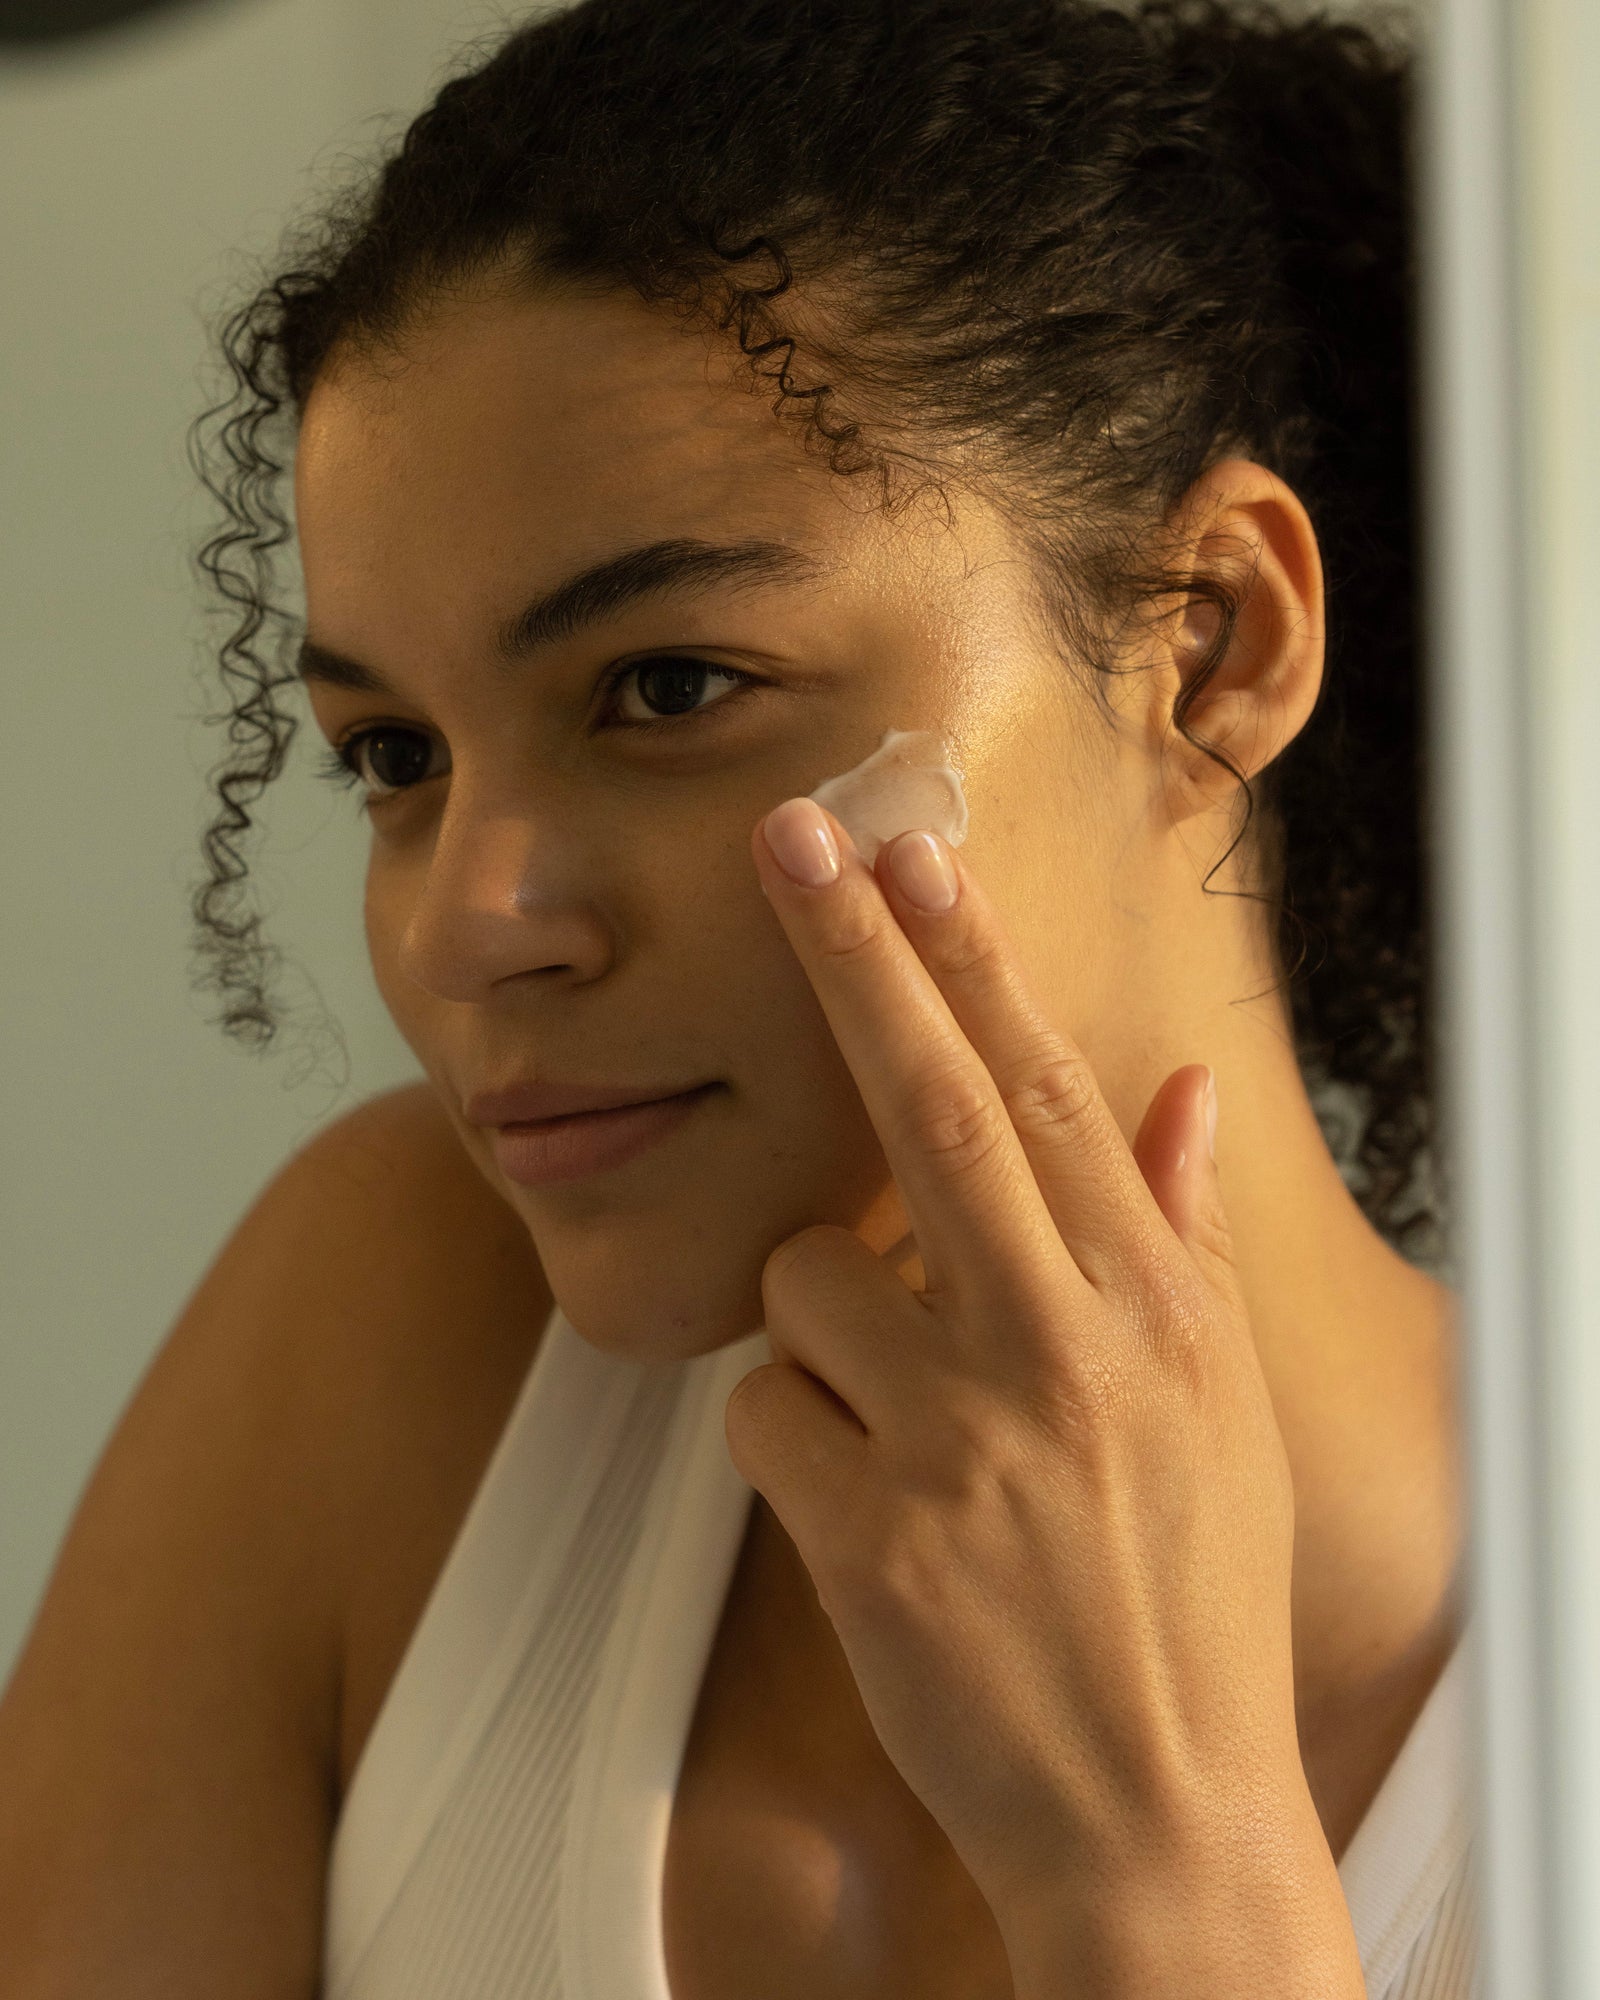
[1159,457,1326,822]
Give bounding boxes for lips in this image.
[464,1079,717,1127]
[476,1080,723,1187]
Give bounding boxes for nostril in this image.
[395,891,614,1003]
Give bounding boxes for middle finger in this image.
[753,796,1077,1316]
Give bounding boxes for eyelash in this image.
[315,655,761,797]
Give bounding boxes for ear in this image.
[1152,456,1325,822]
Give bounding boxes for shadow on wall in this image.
[0,0,241,46]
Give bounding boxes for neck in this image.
[1213,1033,1465,1678]
[1087,961,1468,1850]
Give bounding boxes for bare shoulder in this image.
[0,1082,552,1998]
[275,1083,556,1790]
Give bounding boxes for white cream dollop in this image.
[806,727,969,864]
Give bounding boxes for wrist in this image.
[994,1787,1367,2000]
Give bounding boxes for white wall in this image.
[0,0,532,1684]
[1519,0,1600,1978]
[1425,0,1600,1989]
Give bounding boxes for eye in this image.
[315,656,755,801]
[319,725,446,799]
[605,655,755,727]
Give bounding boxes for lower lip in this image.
[489,1083,721,1186]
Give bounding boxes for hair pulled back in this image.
[190,0,1438,1260]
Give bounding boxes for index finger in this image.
[754,795,1074,1314]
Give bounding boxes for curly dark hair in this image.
[187,0,1441,1263]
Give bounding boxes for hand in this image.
[724,797,1366,1998]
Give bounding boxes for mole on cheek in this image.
[805,728,969,863]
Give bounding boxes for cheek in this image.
[683,867,902,1228]
[663,850,856,1118]
[953,704,1125,1007]
[360,851,436,1049]
[551,860,899,1351]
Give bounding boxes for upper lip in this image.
[464,1079,715,1127]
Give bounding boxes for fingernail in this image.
[887,829,958,912]
[1203,1068,1218,1160]
[763,797,841,887]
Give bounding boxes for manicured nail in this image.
[763,797,841,886]
[1203,1068,1218,1160]
[887,829,959,912]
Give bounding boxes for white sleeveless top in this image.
[322,1304,1481,2000]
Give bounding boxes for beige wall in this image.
[0,0,530,1683]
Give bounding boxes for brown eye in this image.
[342,727,441,795]
[612,657,747,722]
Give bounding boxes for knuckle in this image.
[762,1222,850,1296]
[938,1391,998,1475]
[902,1063,1008,1175]
[813,897,890,969]
[863,1505,950,1623]
[1004,1046,1101,1138]
[936,921,1011,986]
[903,1392,997,1508]
[1050,1338,1132,1436]
[1133,1253,1227,1385]
[1011,1309,1136,1447]
[1154,1288,1217,1392]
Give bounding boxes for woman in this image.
[0,0,1472,1994]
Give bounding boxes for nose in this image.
[393,796,616,1003]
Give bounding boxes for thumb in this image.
[1131,1064,1240,1302]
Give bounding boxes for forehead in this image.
[294,283,853,616]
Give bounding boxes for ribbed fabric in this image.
[1380,1852,1481,2000]
[323,1304,1479,2000]
[327,1349,682,1998]
[1335,1630,1481,2000]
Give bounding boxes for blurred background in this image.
[0,0,544,1687]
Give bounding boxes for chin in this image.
[535,1219,772,1364]
[496,1073,902,1363]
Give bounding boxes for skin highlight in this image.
[293,277,1463,1868]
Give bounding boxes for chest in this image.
[660,1496,1017,2000]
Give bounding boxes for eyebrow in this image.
[295,536,823,693]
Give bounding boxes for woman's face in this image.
[294,281,1161,1359]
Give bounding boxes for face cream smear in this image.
[806,728,969,864]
